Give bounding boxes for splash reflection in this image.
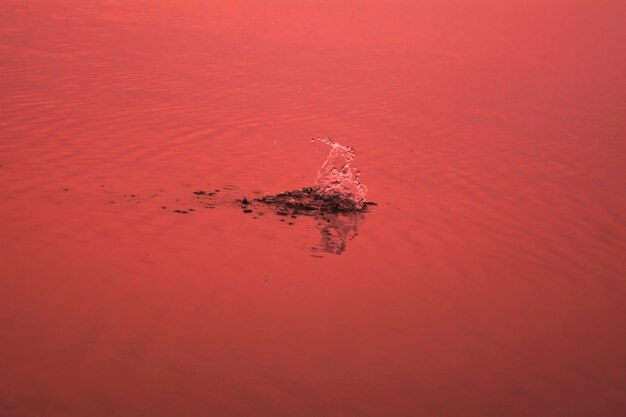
[312,211,365,255]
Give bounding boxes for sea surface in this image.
[1,1,625,416]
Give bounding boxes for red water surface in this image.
[1,1,625,416]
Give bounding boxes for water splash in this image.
[311,137,368,210]
[251,137,369,213]
[229,137,375,255]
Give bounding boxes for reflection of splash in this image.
[312,211,365,255]
[312,137,368,210]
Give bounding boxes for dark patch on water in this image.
[90,137,373,255]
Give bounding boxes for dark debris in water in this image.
[194,190,218,196]
[244,187,375,217]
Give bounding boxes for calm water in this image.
[1,1,625,416]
